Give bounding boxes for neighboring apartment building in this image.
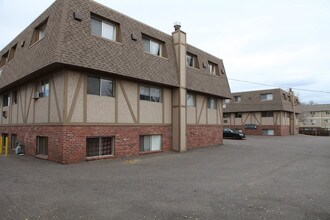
[223,89,301,136]
[299,104,330,130]
[0,0,231,163]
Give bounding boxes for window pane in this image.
[140,86,150,101]
[41,80,49,97]
[3,94,9,107]
[101,79,113,96]
[38,25,46,41]
[150,40,160,55]
[87,77,100,95]
[91,18,102,37]
[86,138,100,157]
[37,137,48,155]
[187,93,195,107]
[140,136,151,152]
[186,54,193,67]
[101,137,112,156]
[150,135,161,151]
[103,22,115,40]
[150,87,161,102]
[143,39,150,52]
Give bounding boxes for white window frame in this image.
[143,37,164,57]
[91,17,117,41]
[260,93,273,101]
[140,135,162,152]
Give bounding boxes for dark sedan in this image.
[223,128,247,140]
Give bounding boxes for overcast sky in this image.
[1,0,329,104]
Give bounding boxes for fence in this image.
[299,128,330,136]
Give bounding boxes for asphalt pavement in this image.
[0,135,329,220]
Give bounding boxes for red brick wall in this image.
[226,125,290,136]
[187,125,223,150]
[0,125,171,164]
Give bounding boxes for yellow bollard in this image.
[0,136,2,155]
[5,136,9,156]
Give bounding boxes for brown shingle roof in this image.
[223,89,301,113]
[0,0,231,99]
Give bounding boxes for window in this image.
[3,94,10,107]
[235,113,242,118]
[224,119,228,123]
[224,99,230,104]
[234,96,241,103]
[140,85,161,102]
[142,35,166,57]
[208,61,219,76]
[262,130,274,136]
[283,93,287,101]
[261,111,273,117]
[260,93,273,101]
[139,135,162,152]
[7,44,17,62]
[30,19,48,45]
[86,137,114,157]
[310,112,315,117]
[0,51,9,68]
[36,136,48,156]
[208,97,217,109]
[91,17,119,42]
[310,119,316,125]
[326,111,330,115]
[11,134,17,149]
[87,76,114,97]
[223,113,229,118]
[187,93,196,107]
[186,52,199,68]
[12,90,17,105]
[40,80,49,97]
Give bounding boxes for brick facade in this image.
[0,125,172,164]
[187,125,223,150]
[226,125,290,136]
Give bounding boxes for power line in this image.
[228,78,330,94]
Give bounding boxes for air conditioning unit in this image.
[2,111,8,118]
[33,91,40,99]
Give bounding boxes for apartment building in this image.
[223,89,301,136]
[0,0,231,163]
[299,104,330,130]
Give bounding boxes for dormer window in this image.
[208,61,220,76]
[234,96,241,103]
[30,18,48,45]
[91,16,120,42]
[186,52,199,68]
[142,35,167,58]
[260,93,273,101]
[0,51,9,68]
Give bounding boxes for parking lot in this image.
[0,135,329,220]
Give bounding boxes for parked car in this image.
[223,128,246,140]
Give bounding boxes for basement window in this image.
[86,137,114,157]
[36,136,48,156]
[30,19,48,45]
[139,135,162,152]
